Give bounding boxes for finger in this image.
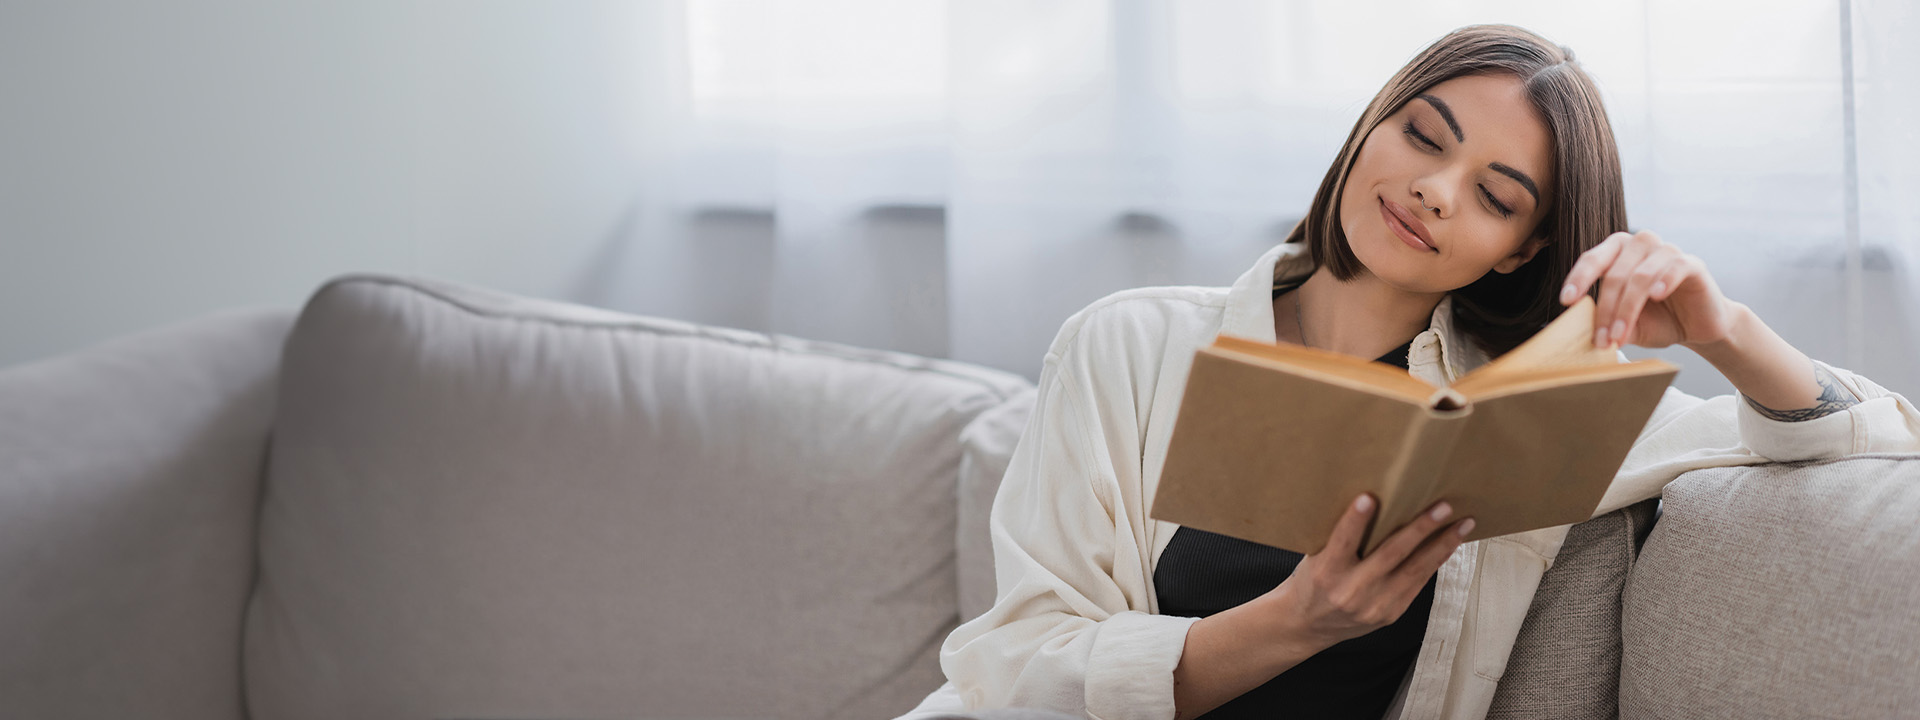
[1595,232,1658,348]
[1353,499,1455,579]
[1318,493,1376,565]
[1387,517,1473,590]
[1560,232,1631,306]
[1612,245,1682,346]
[1564,232,1630,301]
[1650,253,1708,303]
[1649,258,1686,303]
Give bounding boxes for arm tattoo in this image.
[1742,363,1861,422]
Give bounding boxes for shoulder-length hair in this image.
[1284,24,1627,358]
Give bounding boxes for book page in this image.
[1212,334,1438,402]
[1455,361,1678,403]
[1450,296,1620,396]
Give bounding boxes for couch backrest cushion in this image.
[1485,497,1658,720]
[245,275,1032,720]
[1620,454,1920,718]
[955,387,1036,624]
[0,308,293,720]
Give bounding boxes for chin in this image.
[1346,226,1447,292]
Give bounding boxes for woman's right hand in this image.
[1263,493,1474,649]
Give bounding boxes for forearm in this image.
[1171,589,1325,719]
[1683,302,1859,419]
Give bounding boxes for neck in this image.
[1292,265,1444,359]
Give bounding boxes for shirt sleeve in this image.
[1733,358,1920,461]
[1594,354,1920,517]
[938,335,1199,720]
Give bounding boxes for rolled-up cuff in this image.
[1084,611,1201,720]
[1734,359,1868,461]
[1735,393,1855,461]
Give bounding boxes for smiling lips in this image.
[1380,197,1436,252]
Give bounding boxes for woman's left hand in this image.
[1558,230,1739,350]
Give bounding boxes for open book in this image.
[1149,295,1678,556]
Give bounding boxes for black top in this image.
[1148,279,1429,719]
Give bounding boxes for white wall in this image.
[0,0,656,368]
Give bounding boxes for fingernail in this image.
[1429,502,1452,522]
[1595,328,1607,347]
[1611,320,1626,341]
[1355,495,1373,513]
[1559,284,1575,303]
[1651,281,1666,297]
[1457,518,1476,537]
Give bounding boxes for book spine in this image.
[1363,406,1472,555]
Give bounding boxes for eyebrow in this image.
[1489,162,1541,204]
[1416,94,1464,142]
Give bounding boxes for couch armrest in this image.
[0,307,294,720]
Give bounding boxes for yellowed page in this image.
[1451,296,1622,397]
[1212,334,1438,403]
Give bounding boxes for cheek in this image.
[1342,136,1426,213]
[1346,135,1388,188]
[1339,134,1390,222]
[1466,226,1537,268]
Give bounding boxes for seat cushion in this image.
[245,274,1031,720]
[1620,454,1920,718]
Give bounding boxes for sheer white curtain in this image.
[1851,0,1920,396]
[606,0,1918,397]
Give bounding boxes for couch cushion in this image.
[245,274,1031,720]
[0,308,293,720]
[1485,498,1657,720]
[1621,454,1920,718]
[956,387,1037,624]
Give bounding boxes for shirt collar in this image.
[1216,241,1485,385]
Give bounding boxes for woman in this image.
[901,24,1920,720]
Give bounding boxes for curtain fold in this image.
[1850,0,1920,395]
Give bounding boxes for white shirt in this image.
[900,240,1920,720]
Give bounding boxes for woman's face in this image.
[1338,73,1555,294]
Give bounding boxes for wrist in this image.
[1681,300,1755,364]
[1176,589,1330,718]
[1248,585,1335,661]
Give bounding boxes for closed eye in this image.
[1481,186,1514,219]
[1401,120,1438,151]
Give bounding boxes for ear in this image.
[1493,235,1550,275]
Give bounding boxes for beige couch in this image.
[3,273,1915,719]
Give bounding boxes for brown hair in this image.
[1284,24,1626,358]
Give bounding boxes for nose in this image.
[1410,176,1456,220]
